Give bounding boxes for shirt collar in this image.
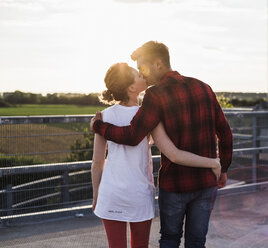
[159,70,183,85]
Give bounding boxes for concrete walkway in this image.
[0,188,268,248]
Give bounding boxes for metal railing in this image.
[0,110,268,225]
[0,115,93,165]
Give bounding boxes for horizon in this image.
[1,0,267,94]
[1,90,268,96]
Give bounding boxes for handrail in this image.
[1,147,268,176]
[0,109,267,124]
[0,161,90,177]
[0,115,92,125]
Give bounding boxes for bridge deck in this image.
[0,188,268,248]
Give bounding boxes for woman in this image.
[91,63,220,248]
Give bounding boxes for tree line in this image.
[0,90,267,108]
[0,91,106,107]
[215,92,267,108]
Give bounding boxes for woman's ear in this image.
[128,84,136,93]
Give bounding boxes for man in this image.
[90,41,233,248]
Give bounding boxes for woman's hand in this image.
[147,135,154,148]
[211,158,221,180]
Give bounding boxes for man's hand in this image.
[217,172,227,189]
[90,111,103,132]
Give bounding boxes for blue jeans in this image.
[158,186,217,248]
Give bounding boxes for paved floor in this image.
[0,188,268,248]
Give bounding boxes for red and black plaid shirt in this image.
[94,71,233,193]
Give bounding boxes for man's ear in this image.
[154,58,163,70]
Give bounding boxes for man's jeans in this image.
[158,186,217,248]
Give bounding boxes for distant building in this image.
[55,93,85,98]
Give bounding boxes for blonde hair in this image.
[131,41,171,68]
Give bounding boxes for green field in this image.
[0,104,106,116]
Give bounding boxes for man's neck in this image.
[153,68,172,85]
[160,68,172,78]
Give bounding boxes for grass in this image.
[0,104,102,164]
[47,122,90,132]
[0,123,86,164]
[0,104,106,116]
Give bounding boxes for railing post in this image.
[61,171,70,206]
[6,184,13,216]
[252,116,258,185]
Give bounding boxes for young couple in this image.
[90,41,233,248]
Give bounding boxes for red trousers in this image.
[102,218,152,248]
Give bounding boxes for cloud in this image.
[114,0,164,3]
[0,0,266,93]
[0,0,82,21]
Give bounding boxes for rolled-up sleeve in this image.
[214,96,233,172]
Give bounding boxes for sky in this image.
[0,0,267,94]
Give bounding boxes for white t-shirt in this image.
[94,104,155,222]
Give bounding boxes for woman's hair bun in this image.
[100,89,114,104]
[100,62,134,104]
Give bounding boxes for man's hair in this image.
[131,41,171,68]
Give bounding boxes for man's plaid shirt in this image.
[94,71,233,193]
